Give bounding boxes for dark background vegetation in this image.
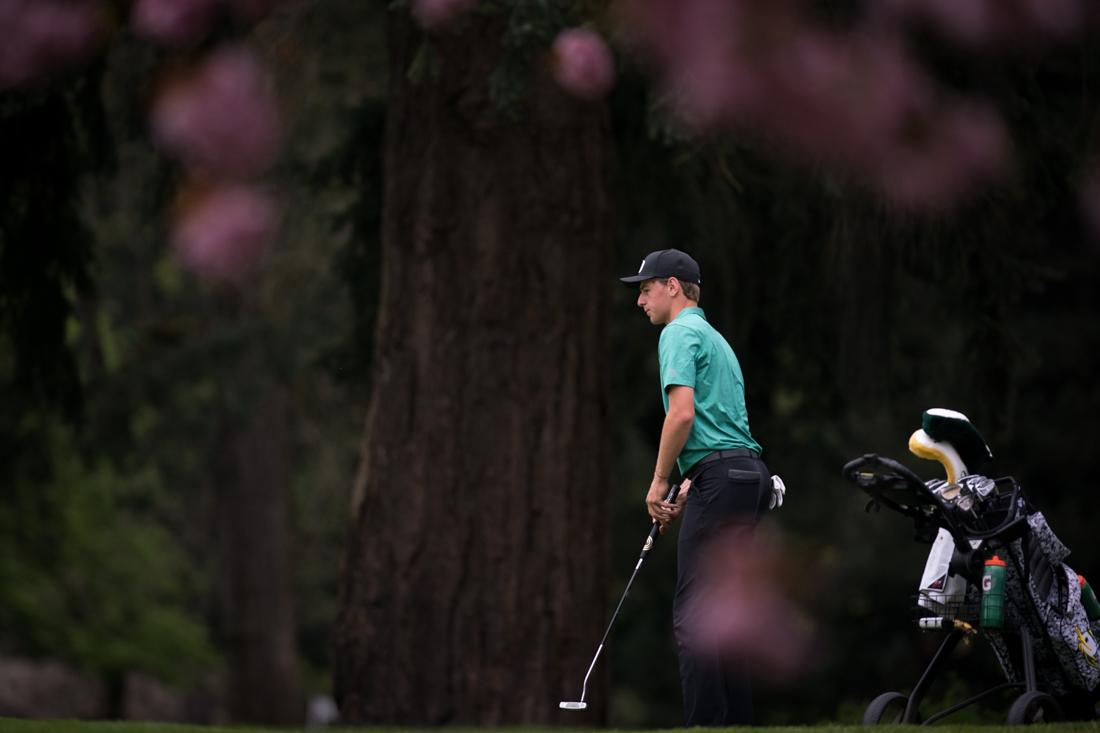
[3,0,1100,726]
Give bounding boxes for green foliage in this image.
[0,0,385,709]
[488,0,573,116]
[0,422,217,683]
[401,0,598,117]
[0,67,109,446]
[406,40,441,84]
[0,46,219,689]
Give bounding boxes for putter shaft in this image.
[562,482,681,709]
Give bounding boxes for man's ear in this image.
[666,276,681,297]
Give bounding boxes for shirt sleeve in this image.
[659,324,700,391]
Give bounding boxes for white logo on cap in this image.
[638,259,646,273]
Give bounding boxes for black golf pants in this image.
[672,454,771,727]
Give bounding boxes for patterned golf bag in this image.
[846,456,1100,723]
[971,510,1098,696]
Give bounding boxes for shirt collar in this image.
[674,306,705,322]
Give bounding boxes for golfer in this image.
[621,248,772,726]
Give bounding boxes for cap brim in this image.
[619,274,651,284]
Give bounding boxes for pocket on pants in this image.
[724,468,765,521]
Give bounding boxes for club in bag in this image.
[559,481,681,711]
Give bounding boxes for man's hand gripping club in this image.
[647,476,691,532]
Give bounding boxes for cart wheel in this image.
[1006,691,1064,725]
[862,691,914,725]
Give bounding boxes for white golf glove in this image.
[769,474,786,510]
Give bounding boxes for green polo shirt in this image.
[658,307,762,473]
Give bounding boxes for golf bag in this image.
[844,409,1100,724]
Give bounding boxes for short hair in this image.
[654,277,700,302]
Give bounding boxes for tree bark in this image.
[333,10,613,725]
[215,383,301,724]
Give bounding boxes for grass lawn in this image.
[3,718,1100,733]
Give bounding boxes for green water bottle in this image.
[1079,575,1100,621]
[981,555,1006,629]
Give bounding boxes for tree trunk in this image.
[333,10,613,725]
[215,383,301,724]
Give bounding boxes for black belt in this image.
[684,448,759,480]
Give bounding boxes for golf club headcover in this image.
[909,428,968,484]
[920,408,993,476]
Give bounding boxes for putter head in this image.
[559,701,587,711]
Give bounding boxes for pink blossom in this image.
[880,0,993,43]
[0,0,101,89]
[881,0,1085,45]
[129,0,294,44]
[171,185,280,283]
[621,0,752,127]
[551,28,615,101]
[761,31,1008,209]
[873,101,1008,209]
[1027,0,1087,37]
[682,528,814,682]
[619,0,1012,208]
[130,0,221,46]
[151,46,282,178]
[410,0,478,30]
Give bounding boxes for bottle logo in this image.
[1076,626,1099,668]
[982,575,993,592]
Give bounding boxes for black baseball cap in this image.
[619,248,701,285]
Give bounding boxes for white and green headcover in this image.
[921,408,993,473]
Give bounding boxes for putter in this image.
[559,481,681,711]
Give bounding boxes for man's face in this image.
[637,278,672,325]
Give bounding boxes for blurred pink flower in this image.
[551,28,615,101]
[410,0,478,30]
[130,0,221,46]
[681,528,814,682]
[880,0,992,43]
[619,0,1011,208]
[129,0,295,45]
[622,0,752,128]
[171,185,280,283]
[151,46,282,178]
[0,0,101,89]
[880,0,1085,45]
[874,101,1008,209]
[1028,0,1088,36]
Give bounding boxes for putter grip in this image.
[644,482,681,544]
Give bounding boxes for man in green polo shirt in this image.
[620,248,776,727]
